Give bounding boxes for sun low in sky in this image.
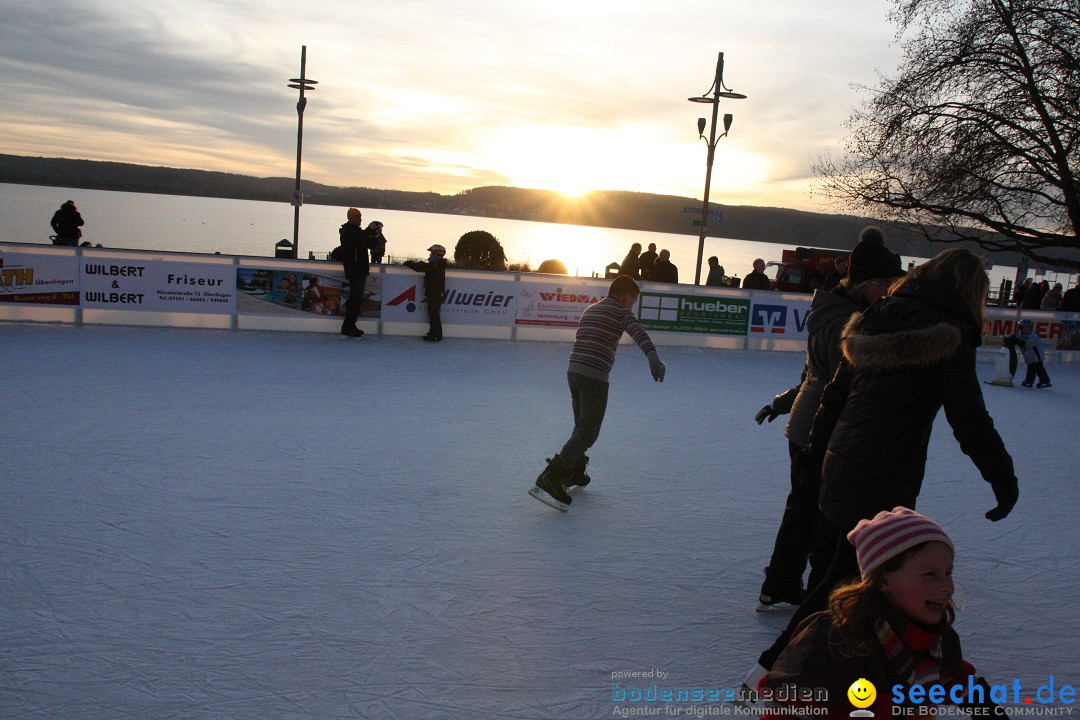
[1,0,901,212]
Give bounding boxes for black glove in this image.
[755,404,780,425]
[985,478,1018,521]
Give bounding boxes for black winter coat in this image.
[786,286,866,448]
[811,280,1015,530]
[50,204,84,240]
[339,222,372,277]
[404,258,446,298]
[650,260,678,284]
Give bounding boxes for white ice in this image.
[2,324,1078,719]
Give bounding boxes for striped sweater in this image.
[567,296,658,382]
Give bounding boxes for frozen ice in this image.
[2,324,1077,718]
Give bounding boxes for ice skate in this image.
[755,588,805,613]
[528,458,573,512]
[559,455,591,489]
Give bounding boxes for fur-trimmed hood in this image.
[841,280,981,372]
[842,314,963,370]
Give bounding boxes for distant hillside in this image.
[0,153,1031,264]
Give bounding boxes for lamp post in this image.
[287,46,318,259]
[688,52,746,285]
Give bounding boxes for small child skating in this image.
[404,244,447,342]
[1008,318,1051,388]
[529,275,665,512]
[760,507,998,717]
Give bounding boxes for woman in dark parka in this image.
[754,248,1019,675]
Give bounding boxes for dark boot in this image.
[563,454,591,488]
[534,456,573,507]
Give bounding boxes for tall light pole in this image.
[688,52,746,285]
[287,46,318,259]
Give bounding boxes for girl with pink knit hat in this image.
[760,507,998,717]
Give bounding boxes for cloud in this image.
[0,0,904,210]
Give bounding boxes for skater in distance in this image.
[404,244,448,342]
[529,275,665,512]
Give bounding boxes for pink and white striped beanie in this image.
[847,507,954,578]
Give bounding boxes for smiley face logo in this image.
[847,678,876,709]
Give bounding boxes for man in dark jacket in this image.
[649,249,678,284]
[339,207,374,337]
[404,244,448,341]
[50,200,84,246]
[742,259,771,290]
[637,243,658,281]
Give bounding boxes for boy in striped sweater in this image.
[529,275,666,511]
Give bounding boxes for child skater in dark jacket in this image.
[761,507,1000,718]
[404,244,447,342]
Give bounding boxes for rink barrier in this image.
[2,241,1077,363]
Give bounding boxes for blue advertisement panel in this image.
[749,298,812,342]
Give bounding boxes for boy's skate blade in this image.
[528,485,569,512]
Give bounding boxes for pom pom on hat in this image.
[847,507,953,578]
[847,226,905,285]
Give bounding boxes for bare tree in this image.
[815,0,1080,270]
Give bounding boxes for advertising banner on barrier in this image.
[382,272,517,326]
[81,258,236,313]
[0,251,79,305]
[515,280,607,327]
[982,312,1080,351]
[749,298,813,341]
[236,267,379,318]
[637,291,751,335]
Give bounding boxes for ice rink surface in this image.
[3,324,1078,719]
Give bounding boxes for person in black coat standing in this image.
[339,207,374,337]
[649,249,678,284]
[404,244,448,341]
[748,247,1019,685]
[50,200,84,246]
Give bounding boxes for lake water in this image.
[0,182,1055,290]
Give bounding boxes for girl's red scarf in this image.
[875,607,947,686]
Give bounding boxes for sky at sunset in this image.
[2,0,903,212]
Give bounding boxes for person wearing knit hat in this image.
[751,225,908,614]
[846,226,905,286]
[848,507,954,578]
[338,207,376,337]
[761,507,998,716]
[748,248,1018,682]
